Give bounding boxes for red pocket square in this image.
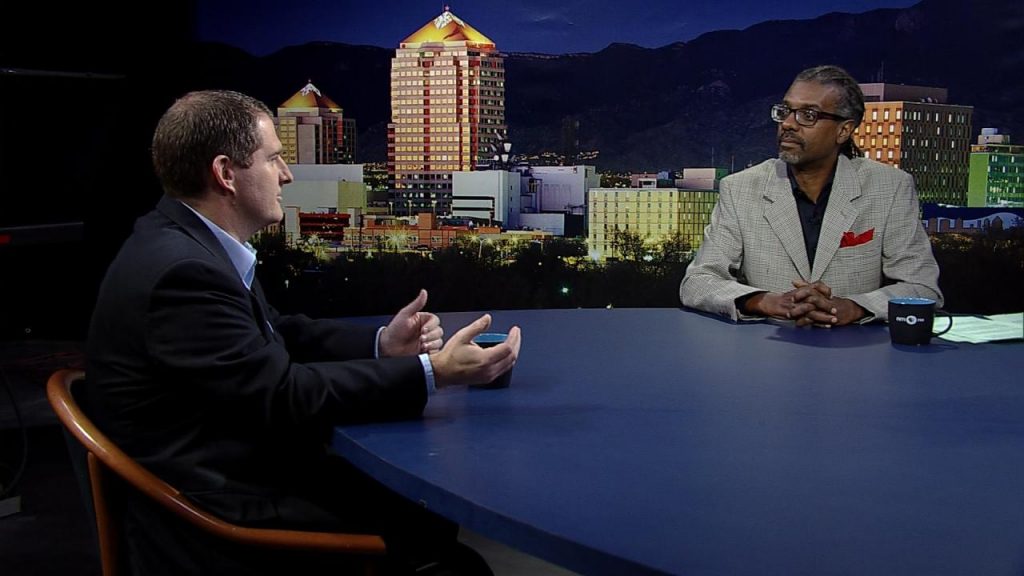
[840,228,874,248]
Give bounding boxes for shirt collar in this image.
[786,162,838,203]
[179,201,257,289]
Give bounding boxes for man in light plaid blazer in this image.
[680,65,942,326]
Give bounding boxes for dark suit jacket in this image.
[86,196,427,528]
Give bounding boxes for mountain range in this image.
[159,0,1024,171]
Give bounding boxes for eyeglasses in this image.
[771,104,849,127]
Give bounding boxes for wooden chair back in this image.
[46,369,386,576]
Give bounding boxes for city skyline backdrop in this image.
[2,0,1020,342]
[196,0,920,56]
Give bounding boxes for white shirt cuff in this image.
[374,326,385,359]
[419,353,436,394]
[377,326,435,394]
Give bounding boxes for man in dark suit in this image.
[86,90,520,575]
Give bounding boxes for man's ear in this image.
[211,155,236,197]
[836,121,856,145]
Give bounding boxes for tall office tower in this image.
[855,83,973,205]
[276,81,357,164]
[388,8,506,216]
[968,128,1023,207]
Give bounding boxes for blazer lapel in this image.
[249,279,279,342]
[811,155,861,281]
[156,195,236,270]
[762,161,812,280]
[156,195,277,341]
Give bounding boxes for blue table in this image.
[332,308,1024,575]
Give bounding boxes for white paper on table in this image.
[938,312,1024,344]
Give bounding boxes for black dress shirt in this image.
[787,165,835,269]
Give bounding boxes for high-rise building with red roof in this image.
[276,81,357,164]
[388,7,506,216]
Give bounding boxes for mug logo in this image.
[896,315,923,325]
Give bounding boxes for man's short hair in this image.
[794,65,864,158]
[151,90,273,199]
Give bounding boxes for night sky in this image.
[197,0,921,56]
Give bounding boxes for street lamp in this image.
[475,235,492,259]
[491,137,515,171]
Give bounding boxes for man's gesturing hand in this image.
[429,314,522,388]
[379,289,444,357]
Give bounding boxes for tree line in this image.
[255,228,1023,319]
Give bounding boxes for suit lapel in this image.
[249,279,279,342]
[811,155,861,281]
[156,195,235,271]
[157,195,277,341]
[762,161,812,280]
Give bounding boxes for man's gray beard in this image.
[778,148,801,165]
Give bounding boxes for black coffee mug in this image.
[470,332,513,389]
[888,297,952,345]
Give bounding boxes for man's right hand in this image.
[429,314,522,388]
[790,280,867,327]
[743,291,817,321]
[745,282,866,326]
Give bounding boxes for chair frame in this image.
[47,369,386,576]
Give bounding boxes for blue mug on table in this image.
[471,332,513,389]
[887,297,952,345]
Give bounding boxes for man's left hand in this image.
[790,280,867,327]
[380,289,444,356]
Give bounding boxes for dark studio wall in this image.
[0,3,198,339]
